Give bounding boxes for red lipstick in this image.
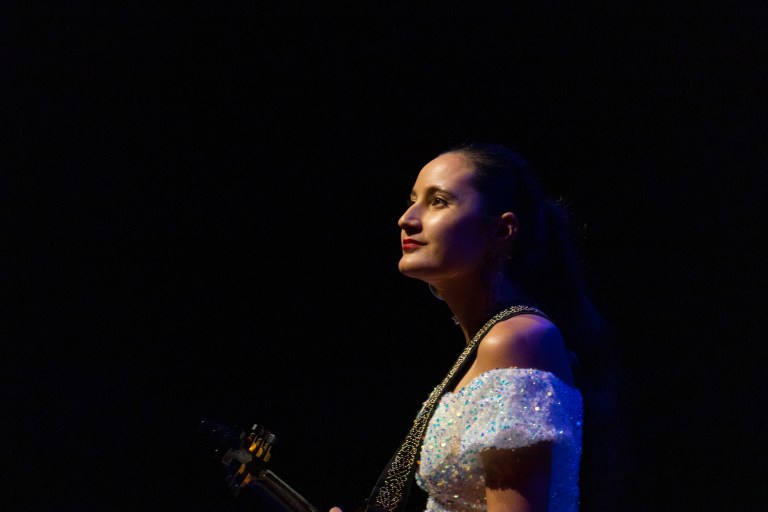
[402,238,425,251]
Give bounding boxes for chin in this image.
[397,260,415,277]
[398,262,427,280]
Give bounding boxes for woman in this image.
[336,142,617,512]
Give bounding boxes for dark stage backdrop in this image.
[5,3,767,512]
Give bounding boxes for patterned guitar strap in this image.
[362,304,547,512]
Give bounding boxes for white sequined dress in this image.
[415,368,583,512]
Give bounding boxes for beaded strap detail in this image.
[367,304,546,512]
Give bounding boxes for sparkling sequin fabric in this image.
[415,368,583,512]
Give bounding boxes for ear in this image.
[496,212,519,243]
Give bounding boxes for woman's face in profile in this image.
[398,152,497,285]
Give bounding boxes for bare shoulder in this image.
[475,314,574,383]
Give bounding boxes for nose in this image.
[398,204,421,233]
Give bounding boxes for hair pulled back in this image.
[443,142,601,345]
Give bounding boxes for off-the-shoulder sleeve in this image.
[458,367,582,453]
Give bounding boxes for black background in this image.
[4,2,767,512]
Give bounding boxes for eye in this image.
[430,196,449,207]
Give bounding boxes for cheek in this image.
[433,219,493,266]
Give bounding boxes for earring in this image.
[428,284,444,301]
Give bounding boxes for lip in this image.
[402,238,425,251]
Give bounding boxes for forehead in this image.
[413,152,476,192]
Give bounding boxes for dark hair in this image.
[443,141,627,511]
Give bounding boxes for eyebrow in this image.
[409,186,456,199]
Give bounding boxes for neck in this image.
[438,280,529,342]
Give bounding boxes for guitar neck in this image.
[197,419,320,512]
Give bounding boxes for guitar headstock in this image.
[198,420,277,495]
